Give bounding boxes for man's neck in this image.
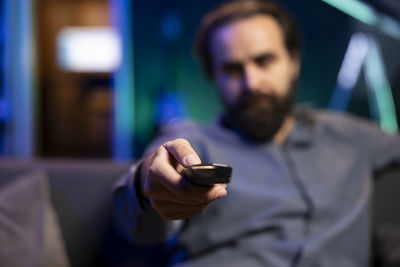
[273,114,295,145]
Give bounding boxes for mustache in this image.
[223,89,294,143]
[230,90,283,111]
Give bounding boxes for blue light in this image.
[363,37,398,133]
[321,0,400,41]
[110,0,135,160]
[0,0,5,155]
[321,0,378,26]
[160,10,182,43]
[328,33,369,110]
[2,0,34,158]
[155,91,187,126]
[328,32,398,133]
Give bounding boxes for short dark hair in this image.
[193,0,302,79]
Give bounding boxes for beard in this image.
[223,88,295,143]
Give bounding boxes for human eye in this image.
[222,62,243,77]
[254,53,276,68]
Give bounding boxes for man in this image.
[113,0,400,266]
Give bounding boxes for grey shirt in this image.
[113,109,400,267]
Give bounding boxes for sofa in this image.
[0,159,171,267]
[0,159,398,266]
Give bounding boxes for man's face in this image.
[210,14,299,106]
[209,14,300,142]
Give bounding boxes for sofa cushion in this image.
[0,170,70,267]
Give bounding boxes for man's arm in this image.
[365,125,400,172]
[113,138,227,245]
[113,163,183,244]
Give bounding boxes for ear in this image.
[290,53,301,78]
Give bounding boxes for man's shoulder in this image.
[313,109,379,128]
[310,108,385,140]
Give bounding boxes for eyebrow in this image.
[221,52,278,71]
[221,60,243,70]
[221,52,277,70]
[252,52,277,63]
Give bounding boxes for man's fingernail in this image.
[184,155,198,166]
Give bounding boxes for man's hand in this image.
[139,138,227,220]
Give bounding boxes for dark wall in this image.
[131,0,400,156]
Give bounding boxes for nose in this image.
[242,64,262,93]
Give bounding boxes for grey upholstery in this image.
[0,170,70,267]
[0,160,398,266]
[0,160,171,267]
[372,168,400,267]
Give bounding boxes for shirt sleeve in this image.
[371,131,400,172]
[355,119,400,172]
[112,163,183,245]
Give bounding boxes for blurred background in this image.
[0,1,399,266]
[1,0,399,161]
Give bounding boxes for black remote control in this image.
[182,163,232,186]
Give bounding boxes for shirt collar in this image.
[285,105,316,148]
